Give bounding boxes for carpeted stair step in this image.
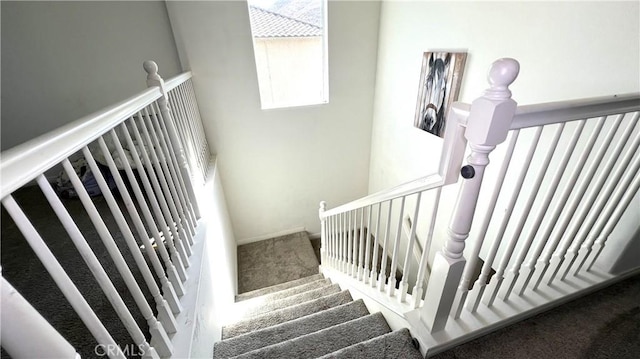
[318,328,423,359]
[222,290,353,339]
[233,312,391,359]
[213,299,370,358]
[243,283,341,318]
[235,273,324,302]
[247,278,332,303]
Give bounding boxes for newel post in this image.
[419,58,520,332]
[144,60,201,218]
[319,201,327,267]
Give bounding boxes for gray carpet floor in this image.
[432,273,640,359]
[237,231,320,293]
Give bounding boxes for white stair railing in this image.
[320,56,639,349]
[1,61,209,358]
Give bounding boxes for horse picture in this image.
[415,52,467,138]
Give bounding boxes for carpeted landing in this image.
[213,274,424,359]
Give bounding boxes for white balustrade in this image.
[1,274,80,359]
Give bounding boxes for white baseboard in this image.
[237,227,307,245]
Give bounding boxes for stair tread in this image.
[243,283,341,318]
[213,299,370,358]
[222,290,353,339]
[318,328,423,359]
[233,312,391,359]
[245,278,332,303]
[235,274,324,302]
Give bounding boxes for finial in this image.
[143,60,159,76]
[484,58,520,100]
[319,201,327,211]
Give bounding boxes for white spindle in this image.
[552,115,640,282]
[548,116,640,284]
[364,205,373,284]
[469,125,552,313]
[137,109,193,256]
[411,188,441,308]
[357,207,366,280]
[144,106,196,238]
[453,130,520,318]
[82,147,179,332]
[1,274,80,359]
[341,212,347,272]
[502,118,588,301]
[125,117,191,269]
[420,58,519,332]
[586,167,640,271]
[36,175,159,359]
[388,196,406,297]
[378,200,394,291]
[370,202,382,288]
[487,122,578,307]
[145,60,201,219]
[348,210,355,276]
[532,113,634,290]
[152,101,198,232]
[518,114,624,294]
[104,131,186,297]
[62,158,173,357]
[319,202,327,265]
[400,192,421,302]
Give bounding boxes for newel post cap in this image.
[143,60,165,89]
[465,58,520,146]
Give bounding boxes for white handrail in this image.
[321,173,444,217]
[511,93,640,129]
[164,71,193,92]
[0,88,161,198]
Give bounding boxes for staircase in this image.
[213,274,423,358]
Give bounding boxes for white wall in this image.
[369,1,640,267]
[1,1,181,151]
[166,1,381,242]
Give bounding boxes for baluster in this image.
[531,113,633,291]
[341,212,347,272]
[487,122,580,307]
[363,205,373,284]
[330,215,336,266]
[82,147,179,332]
[554,115,640,282]
[503,117,606,300]
[453,130,520,318]
[388,196,406,297]
[2,195,127,359]
[420,58,519,332]
[378,200,394,291]
[61,158,173,356]
[350,209,357,276]
[138,108,193,255]
[178,84,203,167]
[152,102,198,232]
[561,113,640,280]
[519,114,624,294]
[144,60,201,219]
[586,167,640,271]
[1,274,79,359]
[357,207,366,280]
[400,192,422,303]
[98,136,184,302]
[370,202,382,288]
[412,188,441,308]
[146,105,197,238]
[125,116,191,268]
[469,125,550,312]
[105,131,186,296]
[36,175,160,359]
[168,87,196,171]
[319,202,327,265]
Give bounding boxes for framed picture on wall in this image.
[414,51,467,138]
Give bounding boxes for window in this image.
[247,0,328,109]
